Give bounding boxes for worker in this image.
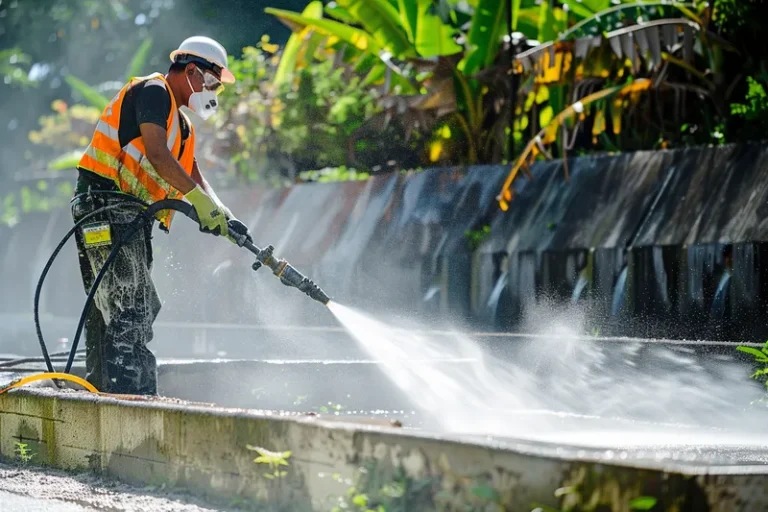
[69,36,252,396]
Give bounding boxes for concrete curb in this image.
[1,388,767,511]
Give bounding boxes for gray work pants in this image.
[70,192,161,395]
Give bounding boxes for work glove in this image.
[185,185,229,237]
[216,201,252,246]
[226,217,253,247]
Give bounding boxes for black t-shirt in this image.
[81,78,189,165]
[120,79,189,155]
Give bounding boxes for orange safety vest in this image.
[78,72,196,230]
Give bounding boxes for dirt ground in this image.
[0,461,235,511]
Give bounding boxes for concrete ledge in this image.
[1,388,767,511]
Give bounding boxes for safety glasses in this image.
[194,66,224,96]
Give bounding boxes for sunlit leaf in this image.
[535,86,550,104]
[511,0,522,30]
[517,7,543,41]
[629,496,658,511]
[273,2,324,87]
[461,0,506,76]
[125,37,153,81]
[352,494,369,507]
[324,3,356,23]
[336,0,416,57]
[574,0,609,15]
[397,0,418,43]
[414,0,462,57]
[592,107,606,143]
[560,0,596,20]
[64,76,109,110]
[737,346,768,361]
[429,139,443,162]
[265,8,383,54]
[611,96,623,135]
[537,1,566,43]
[540,105,554,128]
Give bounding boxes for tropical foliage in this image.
[6,0,767,227]
[261,0,765,211]
[497,2,742,208]
[214,36,387,185]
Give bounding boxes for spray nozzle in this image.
[248,243,331,305]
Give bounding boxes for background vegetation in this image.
[2,0,766,225]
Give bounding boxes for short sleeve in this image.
[135,81,171,129]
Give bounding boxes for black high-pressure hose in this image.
[33,194,194,378]
[34,191,331,385]
[33,192,149,376]
[62,197,198,374]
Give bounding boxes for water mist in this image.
[327,301,768,452]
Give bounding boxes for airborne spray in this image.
[328,301,767,451]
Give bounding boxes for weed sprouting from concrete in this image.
[737,340,768,389]
[246,444,294,508]
[247,445,291,481]
[14,441,34,464]
[736,340,768,406]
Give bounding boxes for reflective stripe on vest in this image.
[77,72,196,230]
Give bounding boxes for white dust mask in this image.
[186,72,218,120]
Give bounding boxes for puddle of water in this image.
[327,301,768,451]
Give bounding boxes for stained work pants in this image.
[71,192,161,395]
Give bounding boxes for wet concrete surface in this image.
[2,320,766,471]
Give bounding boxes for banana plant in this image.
[498,79,654,211]
[266,0,510,165]
[497,1,739,209]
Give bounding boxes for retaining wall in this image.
[3,143,768,349]
[1,388,766,511]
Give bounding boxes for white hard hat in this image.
[170,35,236,84]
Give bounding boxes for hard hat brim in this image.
[170,49,236,84]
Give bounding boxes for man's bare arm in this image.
[139,122,197,194]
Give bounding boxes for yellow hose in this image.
[0,373,98,395]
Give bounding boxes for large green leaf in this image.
[394,0,461,57]
[336,0,415,58]
[570,0,610,14]
[65,76,109,110]
[361,61,388,87]
[397,0,418,43]
[536,1,567,43]
[273,1,324,87]
[461,0,506,76]
[511,0,521,30]
[414,0,462,57]
[323,3,356,23]
[265,7,383,54]
[559,0,596,20]
[125,37,153,80]
[516,7,543,41]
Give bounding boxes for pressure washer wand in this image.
[182,204,331,306]
[244,240,331,305]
